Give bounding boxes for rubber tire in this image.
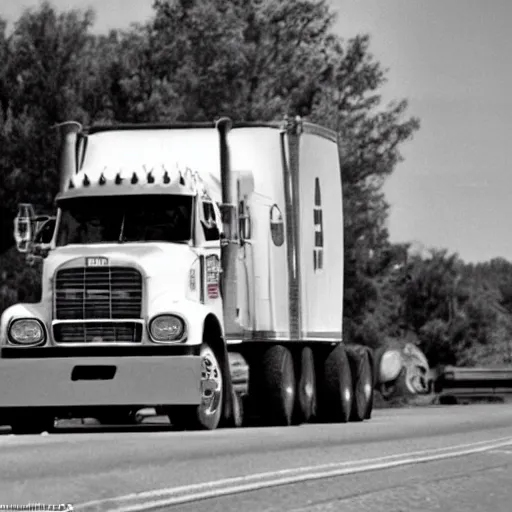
[169,344,224,431]
[364,381,374,420]
[10,411,54,435]
[346,346,373,422]
[364,349,375,420]
[316,344,353,423]
[257,345,296,427]
[217,346,240,429]
[293,346,317,425]
[371,346,387,388]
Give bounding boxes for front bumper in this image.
[0,355,202,408]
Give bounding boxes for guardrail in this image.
[435,366,512,404]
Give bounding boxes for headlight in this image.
[149,315,185,342]
[9,319,45,346]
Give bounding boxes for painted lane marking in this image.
[488,448,512,455]
[76,436,512,512]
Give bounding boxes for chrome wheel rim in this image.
[199,346,223,420]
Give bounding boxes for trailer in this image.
[0,117,422,433]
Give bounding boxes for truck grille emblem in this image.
[86,257,108,267]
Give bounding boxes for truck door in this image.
[197,199,224,321]
[222,171,255,340]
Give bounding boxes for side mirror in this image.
[219,203,238,246]
[13,203,56,261]
[14,204,36,253]
[238,199,251,244]
[200,201,221,241]
[235,170,254,247]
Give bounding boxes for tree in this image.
[0,3,98,309]
[0,2,96,217]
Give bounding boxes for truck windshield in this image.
[56,195,193,246]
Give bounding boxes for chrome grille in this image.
[54,267,143,320]
[53,322,143,343]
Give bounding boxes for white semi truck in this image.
[0,117,426,433]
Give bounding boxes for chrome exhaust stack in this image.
[216,117,234,230]
[56,121,83,193]
[215,117,240,336]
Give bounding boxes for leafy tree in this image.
[0,3,96,309]
[0,2,96,217]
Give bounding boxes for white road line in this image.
[488,448,512,455]
[76,436,512,512]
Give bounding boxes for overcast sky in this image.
[1,0,511,263]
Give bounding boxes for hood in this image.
[42,243,198,300]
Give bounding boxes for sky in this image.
[1,0,511,263]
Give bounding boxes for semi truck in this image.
[0,116,426,434]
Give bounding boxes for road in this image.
[1,404,512,511]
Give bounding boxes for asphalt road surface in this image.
[1,404,512,511]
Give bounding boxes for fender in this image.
[148,293,218,346]
[0,302,50,345]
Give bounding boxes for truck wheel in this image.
[257,345,296,426]
[169,344,224,430]
[346,346,373,422]
[316,344,353,423]
[364,350,375,419]
[364,385,374,420]
[293,346,316,424]
[10,411,54,435]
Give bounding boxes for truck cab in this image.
[0,120,240,433]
